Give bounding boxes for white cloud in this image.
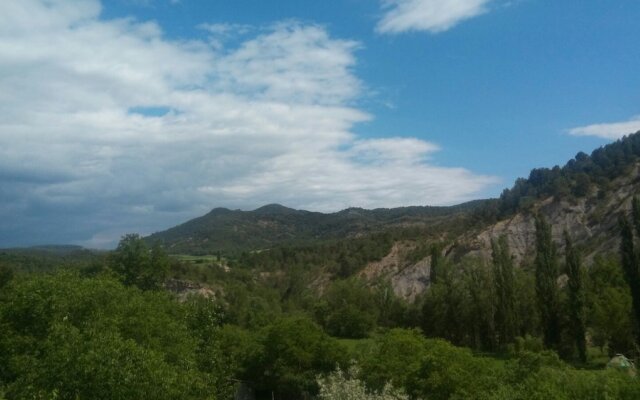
[568,116,640,140]
[0,0,497,247]
[377,0,492,34]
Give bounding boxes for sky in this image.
[1,0,639,248]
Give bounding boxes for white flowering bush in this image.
[317,366,409,400]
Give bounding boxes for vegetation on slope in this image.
[4,132,640,399]
[145,201,487,254]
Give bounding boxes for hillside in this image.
[158,132,640,302]
[146,200,487,254]
[359,162,640,301]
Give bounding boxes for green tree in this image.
[109,234,169,290]
[360,329,429,392]
[0,264,13,290]
[406,339,505,400]
[564,231,587,362]
[462,260,496,350]
[0,273,211,399]
[246,316,347,399]
[619,213,640,344]
[319,279,377,338]
[429,243,442,284]
[534,214,561,349]
[513,268,539,338]
[422,259,465,344]
[587,256,635,356]
[492,236,517,346]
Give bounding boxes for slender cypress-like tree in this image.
[564,231,587,363]
[535,214,560,349]
[632,196,640,238]
[429,244,441,285]
[491,235,516,346]
[619,213,640,344]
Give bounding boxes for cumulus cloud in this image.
[377,0,493,34]
[0,0,496,248]
[568,116,640,140]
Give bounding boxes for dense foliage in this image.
[0,273,211,399]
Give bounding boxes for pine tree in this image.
[491,235,516,346]
[534,214,560,349]
[564,231,587,363]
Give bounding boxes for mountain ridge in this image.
[148,131,640,262]
[146,200,488,254]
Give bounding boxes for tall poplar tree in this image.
[491,235,516,346]
[429,243,441,285]
[535,214,560,349]
[619,211,640,345]
[564,231,587,362]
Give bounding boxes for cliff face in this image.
[364,166,640,301]
[359,242,431,302]
[469,166,640,264]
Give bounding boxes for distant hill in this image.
[0,245,104,273]
[149,131,640,264]
[145,201,488,254]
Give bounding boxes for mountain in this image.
[146,201,487,254]
[151,131,640,300]
[149,131,640,257]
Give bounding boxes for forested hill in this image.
[149,131,640,256]
[490,130,640,219]
[145,201,487,254]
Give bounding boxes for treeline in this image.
[2,265,639,399]
[0,246,104,274]
[232,232,395,278]
[420,217,636,361]
[473,130,640,223]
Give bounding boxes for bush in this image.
[318,366,408,400]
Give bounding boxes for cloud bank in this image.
[0,0,496,248]
[377,0,493,34]
[568,116,640,140]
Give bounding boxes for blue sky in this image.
[1,0,639,248]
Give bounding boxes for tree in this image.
[618,212,640,345]
[491,236,517,346]
[109,234,168,290]
[0,264,13,290]
[587,256,635,356]
[534,214,561,349]
[320,279,377,338]
[246,316,347,399]
[0,273,211,399]
[462,261,496,350]
[564,231,587,362]
[421,259,466,345]
[429,243,442,284]
[360,329,429,392]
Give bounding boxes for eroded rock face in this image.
[468,174,638,265]
[164,279,216,302]
[390,257,430,302]
[360,242,431,302]
[361,167,640,302]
